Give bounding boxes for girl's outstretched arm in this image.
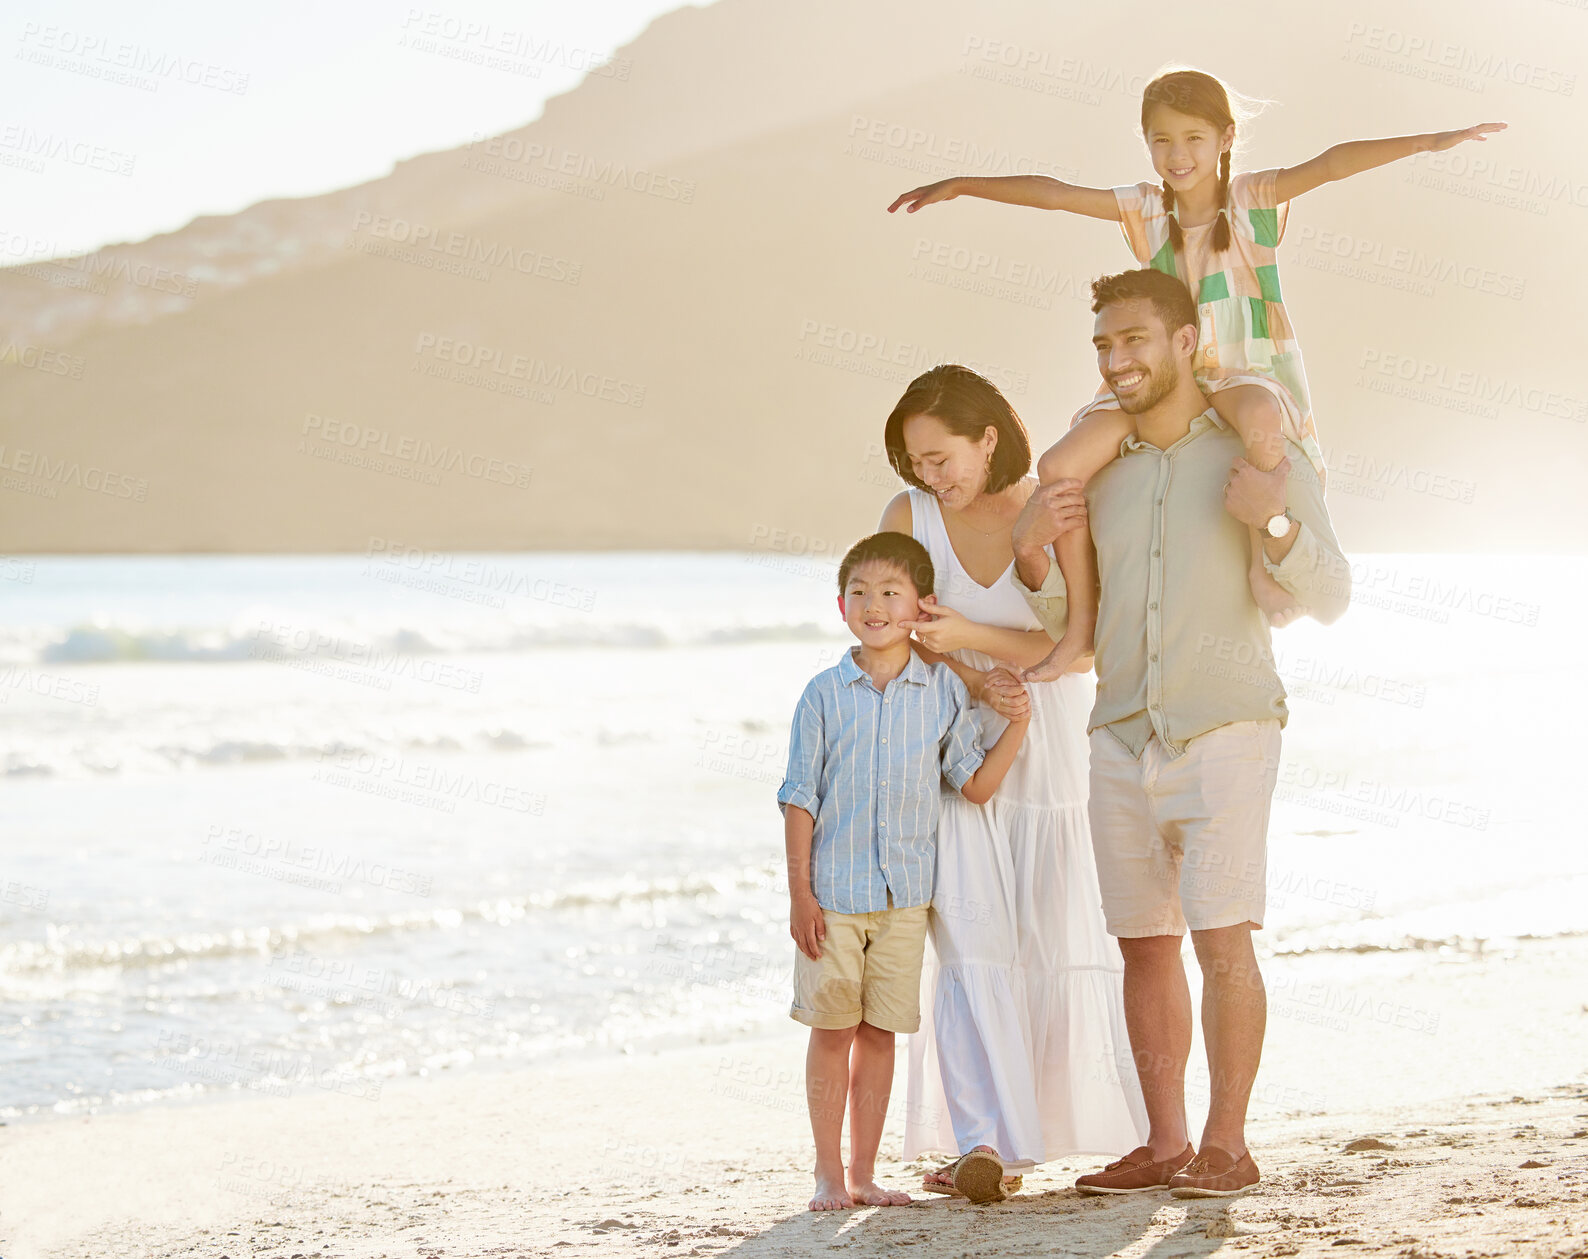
[1275,122,1507,201]
[888,175,1121,221]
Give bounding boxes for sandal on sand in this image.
[922,1154,1021,1201]
[921,1157,966,1197]
[954,1149,1008,1203]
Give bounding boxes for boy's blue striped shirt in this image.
[776,646,986,914]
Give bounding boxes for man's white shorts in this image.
[1088,719,1281,937]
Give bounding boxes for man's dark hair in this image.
[837,532,935,599]
[1090,268,1199,338]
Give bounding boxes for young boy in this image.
[776,531,1030,1212]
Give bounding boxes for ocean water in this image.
[0,550,1581,1120]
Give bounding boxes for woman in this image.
[876,364,1147,1199]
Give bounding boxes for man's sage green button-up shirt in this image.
[1014,407,1351,758]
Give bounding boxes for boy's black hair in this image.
[837,532,935,599]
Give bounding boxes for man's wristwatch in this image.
[1263,509,1295,539]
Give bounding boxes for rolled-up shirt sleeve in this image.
[775,684,824,815]
[1264,442,1352,625]
[1011,549,1068,640]
[937,672,987,793]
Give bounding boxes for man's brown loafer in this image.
[1167,1145,1260,1197]
[1075,1143,1196,1194]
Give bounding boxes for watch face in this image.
[1266,513,1290,537]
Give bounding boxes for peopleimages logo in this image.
[793,317,1030,397]
[0,446,146,500]
[0,343,85,378]
[1343,23,1576,95]
[1357,349,1587,423]
[1328,452,1477,505]
[845,115,1077,182]
[1403,150,1588,215]
[411,333,645,407]
[13,254,198,298]
[955,40,1159,106]
[908,237,1091,310]
[461,135,695,203]
[1290,227,1525,301]
[397,10,632,79]
[16,22,251,94]
[0,125,136,175]
[349,212,582,283]
[300,413,533,489]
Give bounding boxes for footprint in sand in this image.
[1342,1138,1395,1152]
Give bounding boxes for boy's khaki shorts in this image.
[791,903,929,1034]
[1088,719,1281,937]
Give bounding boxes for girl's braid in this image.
[1159,148,1233,254]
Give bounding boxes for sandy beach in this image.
[2,5,1584,1255]
[5,934,1583,1259]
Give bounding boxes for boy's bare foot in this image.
[847,1177,911,1206]
[809,1169,854,1211]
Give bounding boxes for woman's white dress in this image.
[902,486,1148,1169]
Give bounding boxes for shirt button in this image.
[1152,549,1160,557]
[1155,498,1163,506]
[1150,653,1158,662]
[881,737,888,744]
[1149,602,1158,610]
[881,779,888,786]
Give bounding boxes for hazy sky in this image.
[1,0,704,261]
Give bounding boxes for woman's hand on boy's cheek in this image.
[902,598,972,653]
[790,891,826,961]
[899,593,940,639]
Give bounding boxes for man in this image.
[1010,268,1350,1197]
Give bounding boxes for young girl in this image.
[888,67,1504,677]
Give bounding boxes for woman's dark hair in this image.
[883,364,1032,495]
[837,532,935,599]
[1141,69,1234,255]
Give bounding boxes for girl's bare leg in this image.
[1024,409,1133,682]
[1210,385,1304,628]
